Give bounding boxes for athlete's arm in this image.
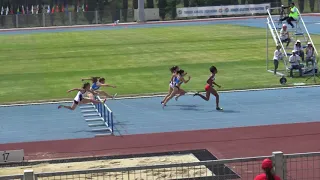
[81,78,92,81]
[181,76,191,84]
[87,89,98,95]
[81,77,100,81]
[67,88,81,93]
[97,83,116,88]
[213,81,221,88]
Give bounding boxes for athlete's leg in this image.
[161,85,173,103]
[96,90,117,99]
[175,88,186,101]
[210,88,222,110]
[80,98,106,104]
[163,87,179,106]
[194,91,210,101]
[88,92,95,100]
[58,102,78,110]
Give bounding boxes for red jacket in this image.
[254,173,282,180]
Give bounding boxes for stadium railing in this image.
[94,96,114,133]
[1,151,320,180]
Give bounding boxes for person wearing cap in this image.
[279,24,291,48]
[305,42,315,67]
[273,45,283,75]
[294,40,304,62]
[254,158,282,180]
[289,50,303,77]
[279,2,299,28]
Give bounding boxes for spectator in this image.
[279,24,291,48]
[305,42,315,67]
[289,50,303,77]
[294,40,304,61]
[279,2,299,28]
[254,158,282,180]
[273,45,284,75]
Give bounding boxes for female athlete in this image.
[81,77,117,100]
[193,66,223,111]
[161,66,179,104]
[58,82,106,110]
[162,69,191,108]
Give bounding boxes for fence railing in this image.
[1,151,320,180]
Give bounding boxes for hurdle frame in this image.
[94,96,114,134]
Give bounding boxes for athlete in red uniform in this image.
[193,66,222,111]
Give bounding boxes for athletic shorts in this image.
[74,95,83,104]
[205,84,212,91]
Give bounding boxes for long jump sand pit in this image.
[1,154,213,179]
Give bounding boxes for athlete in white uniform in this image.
[162,69,191,108]
[58,82,106,110]
[161,66,179,104]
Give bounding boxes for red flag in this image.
[51,5,55,13]
[85,4,88,12]
[61,5,64,12]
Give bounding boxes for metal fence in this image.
[1,0,320,30]
[0,10,134,29]
[1,151,320,180]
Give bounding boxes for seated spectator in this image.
[279,2,299,28]
[289,50,303,77]
[273,45,284,74]
[254,158,282,180]
[305,42,315,67]
[279,24,291,48]
[294,40,304,61]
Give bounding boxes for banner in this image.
[176,3,270,18]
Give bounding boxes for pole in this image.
[266,19,269,71]
[137,0,145,22]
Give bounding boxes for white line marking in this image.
[1,85,320,107]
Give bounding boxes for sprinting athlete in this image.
[174,71,188,101]
[161,66,179,104]
[162,69,191,108]
[81,77,117,100]
[58,82,106,110]
[193,66,222,111]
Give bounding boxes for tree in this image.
[169,0,177,19]
[133,0,138,9]
[122,0,128,21]
[183,0,189,7]
[158,0,166,20]
[147,0,154,8]
[298,0,305,13]
[85,0,97,24]
[309,0,315,12]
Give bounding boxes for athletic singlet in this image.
[91,83,100,90]
[208,74,215,86]
[174,76,181,86]
[74,90,86,103]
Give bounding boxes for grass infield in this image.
[0,24,319,103]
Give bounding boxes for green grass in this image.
[0,24,319,103]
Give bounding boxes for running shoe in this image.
[216,107,223,111]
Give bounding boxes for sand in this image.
[0,154,214,179]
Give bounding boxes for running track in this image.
[1,16,320,162]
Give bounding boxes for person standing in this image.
[254,158,282,180]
